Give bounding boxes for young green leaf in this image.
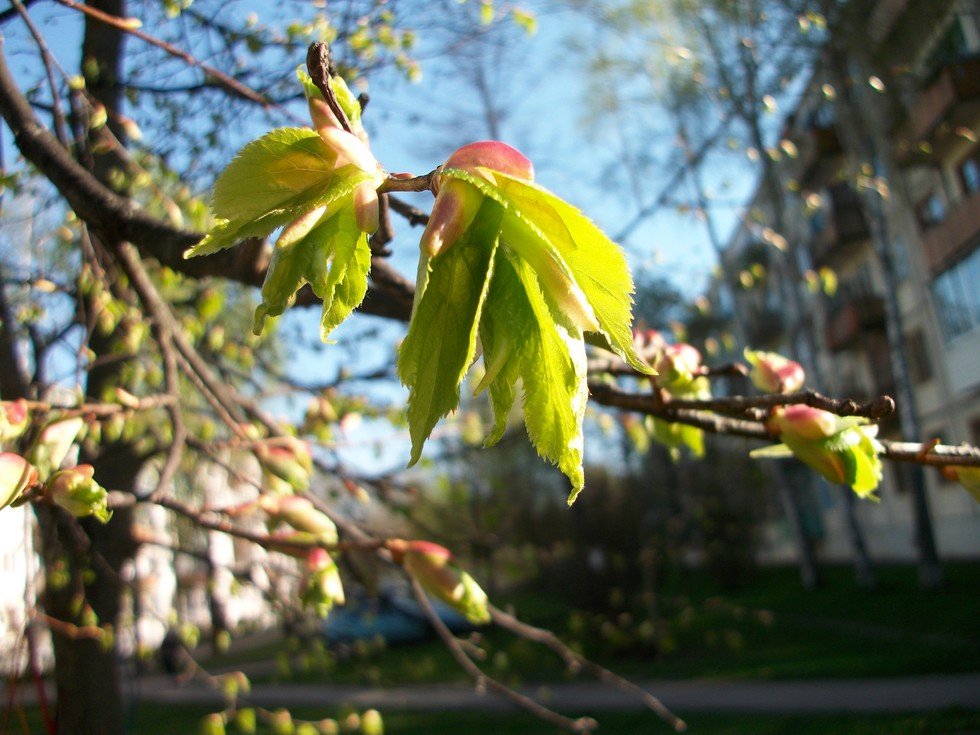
[251,198,372,336]
[187,128,369,259]
[477,253,526,446]
[440,168,650,373]
[476,251,588,499]
[398,201,502,465]
[508,254,587,502]
[319,226,371,342]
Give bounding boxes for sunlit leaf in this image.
[398,201,501,465]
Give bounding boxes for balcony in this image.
[825,295,886,352]
[809,185,871,267]
[897,57,980,163]
[921,189,980,272]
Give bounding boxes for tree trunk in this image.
[41,3,143,733]
[821,5,943,588]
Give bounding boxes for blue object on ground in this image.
[323,592,476,645]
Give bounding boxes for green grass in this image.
[224,563,979,687]
[9,704,980,735]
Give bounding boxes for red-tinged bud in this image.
[0,400,29,444]
[45,465,111,523]
[767,405,837,441]
[755,408,883,496]
[352,180,379,234]
[744,349,805,394]
[301,547,345,617]
[0,453,39,510]
[265,529,316,558]
[654,343,702,392]
[423,142,533,257]
[29,416,84,476]
[361,709,384,735]
[199,713,226,735]
[255,437,313,493]
[420,178,484,258]
[261,495,338,544]
[442,141,534,184]
[388,539,490,624]
[268,709,293,735]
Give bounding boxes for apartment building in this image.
[718,0,980,561]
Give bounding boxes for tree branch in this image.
[0,41,416,322]
[410,579,597,734]
[489,604,687,732]
[54,0,277,110]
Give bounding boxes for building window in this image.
[932,247,980,341]
[916,190,947,229]
[958,148,980,195]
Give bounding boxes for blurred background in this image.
[0,0,978,733]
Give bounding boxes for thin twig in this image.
[881,441,980,468]
[379,172,438,194]
[387,195,431,226]
[54,0,276,110]
[489,604,687,732]
[662,388,895,420]
[11,0,70,146]
[16,394,176,417]
[410,580,598,734]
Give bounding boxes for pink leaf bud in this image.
[632,330,667,361]
[29,416,84,476]
[308,97,342,140]
[388,539,490,624]
[0,453,39,510]
[763,406,848,487]
[744,349,805,394]
[260,495,338,545]
[44,464,111,523]
[422,141,533,256]
[277,204,328,249]
[318,127,380,175]
[255,437,312,493]
[442,141,534,183]
[767,405,838,441]
[654,343,702,392]
[199,713,227,735]
[301,547,345,617]
[0,400,29,444]
[420,178,484,258]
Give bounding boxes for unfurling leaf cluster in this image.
[185,71,383,343]
[398,142,651,503]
